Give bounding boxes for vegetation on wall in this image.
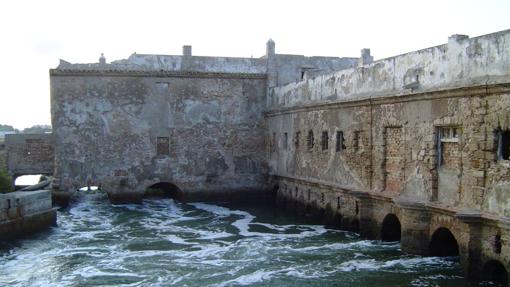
[0,169,13,193]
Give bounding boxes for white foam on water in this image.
[0,198,468,287]
[190,202,328,239]
[215,269,276,287]
[337,256,458,272]
[286,240,399,252]
[165,234,193,245]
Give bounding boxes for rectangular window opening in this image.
[321,131,329,150]
[295,131,300,149]
[271,132,276,152]
[283,132,288,150]
[437,126,460,168]
[336,131,345,152]
[353,131,361,152]
[307,130,314,151]
[156,137,170,156]
[497,129,510,161]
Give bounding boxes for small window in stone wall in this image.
[271,132,277,152]
[295,131,300,149]
[307,130,314,150]
[440,127,459,142]
[496,129,510,161]
[156,137,170,155]
[353,131,361,152]
[321,131,329,150]
[283,133,288,150]
[437,126,460,168]
[336,131,345,152]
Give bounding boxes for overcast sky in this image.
[0,0,509,129]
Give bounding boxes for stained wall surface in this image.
[5,133,54,178]
[267,29,510,216]
[50,72,268,200]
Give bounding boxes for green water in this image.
[0,191,498,286]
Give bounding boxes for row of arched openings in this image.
[381,213,508,285]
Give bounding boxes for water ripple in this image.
[0,191,471,286]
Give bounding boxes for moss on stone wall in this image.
[0,169,13,193]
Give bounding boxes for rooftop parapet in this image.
[268,29,510,110]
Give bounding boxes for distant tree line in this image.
[0,124,52,134]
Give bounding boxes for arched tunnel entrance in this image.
[145,182,182,199]
[429,227,459,257]
[482,260,508,286]
[381,214,401,241]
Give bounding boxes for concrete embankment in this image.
[0,190,57,240]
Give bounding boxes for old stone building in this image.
[49,43,358,204]
[8,28,501,282]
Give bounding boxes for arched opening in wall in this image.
[482,260,508,286]
[429,227,459,257]
[271,184,279,201]
[304,204,312,216]
[350,218,359,232]
[381,214,401,241]
[78,186,99,192]
[334,213,343,229]
[145,182,182,200]
[14,174,51,190]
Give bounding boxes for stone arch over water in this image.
[482,260,508,285]
[381,213,401,241]
[145,182,182,199]
[429,227,459,256]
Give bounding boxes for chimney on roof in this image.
[266,39,275,57]
[448,34,469,45]
[183,45,192,57]
[99,53,106,64]
[358,48,373,67]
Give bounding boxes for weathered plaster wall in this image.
[0,190,56,240]
[50,72,268,202]
[268,79,510,217]
[267,30,510,217]
[267,30,510,281]
[269,30,510,109]
[268,54,358,87]
[5,133,54,178]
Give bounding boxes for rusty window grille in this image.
[307,130,314,150]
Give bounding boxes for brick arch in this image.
[429,227,459,256]
[381,213,401,241]
[144,181,182,199]
[482,259,508,285]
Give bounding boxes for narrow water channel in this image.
[0,191,498,286]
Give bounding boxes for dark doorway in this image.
[482,260,508,286]
[381,214,401,241]
[429,227,459,256]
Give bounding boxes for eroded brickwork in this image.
[5,134,54,178]
[268,30,510,282]
[384,127,404,193]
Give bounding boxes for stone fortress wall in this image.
[5,133,54,181]
[267,29,510,282]
[46,29,510,282]
[50,44,357,204]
